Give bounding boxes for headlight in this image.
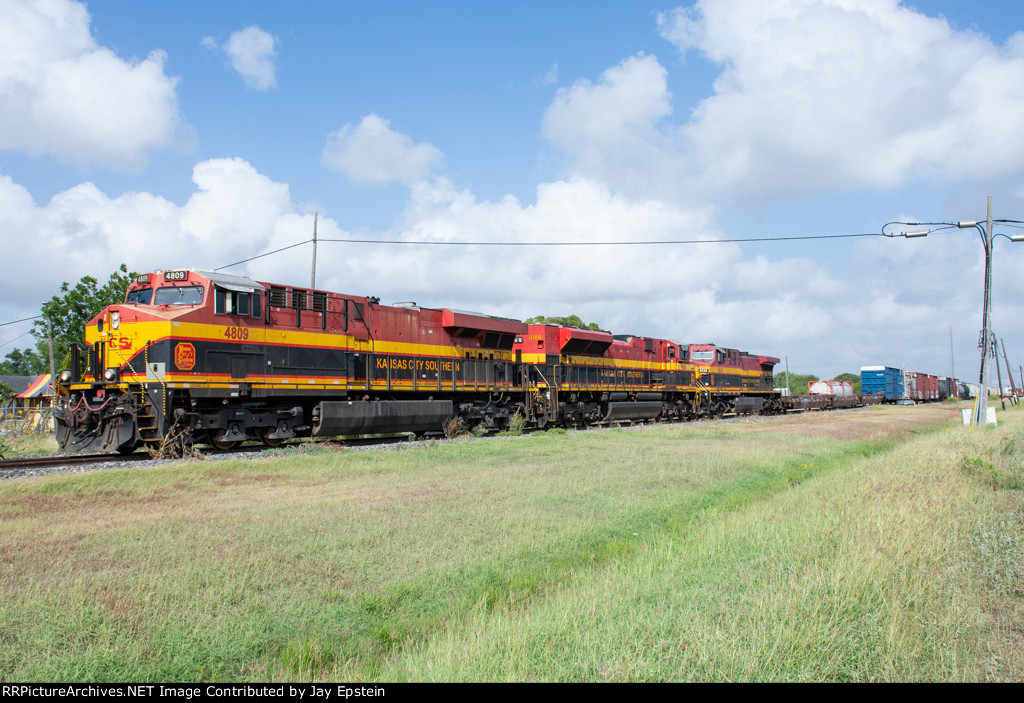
[111,311,120,330]
[103,368,119,383]
[59,369,72,383]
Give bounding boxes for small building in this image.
[15,374,53,409]
[1,374,36,418]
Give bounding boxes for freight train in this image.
[860,366,966,403]
[54,268,880,454]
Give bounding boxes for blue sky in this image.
[2,0,1024,384]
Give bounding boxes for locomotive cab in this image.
[55,269,274,453]
[687,344,780,415]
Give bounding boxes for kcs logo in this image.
[175,342,196,371]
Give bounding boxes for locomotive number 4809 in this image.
[224,326,250,340]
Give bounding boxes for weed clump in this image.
[960,433,1024,490]
[443,417,467,439]
[145,425,204,460]
[506,412,525,436]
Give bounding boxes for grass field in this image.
[0,426,57,457]
[1,404,1021,681]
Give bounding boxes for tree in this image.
[34,264,135,363]
[835,372,862,394]
[524,314,602,330]
[776,372,819,394]
[1,265,135,376]
[0,348,46,375]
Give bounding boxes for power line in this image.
[318,232,884,246]
[213,240,312,271]
[0,315,41,328]
[0,329,34,351]
[211,229,888,271]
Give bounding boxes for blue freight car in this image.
[860,366,905,402]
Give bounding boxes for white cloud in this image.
[321,114,443,185]
[655,0,1024,199]
[540,1,1024,204]
[0,158,310,319]
[542,54,680,200]
[0,0,186,170]
[223,25,279,91]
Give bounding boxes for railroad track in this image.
[0,434,418,475]
[0,451,153,473]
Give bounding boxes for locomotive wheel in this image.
[116,441,138,456]
[208,436,243,451]
[260,430,286,448]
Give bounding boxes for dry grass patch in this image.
[745,404,962,441]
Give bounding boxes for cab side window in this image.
[215,287,261,318]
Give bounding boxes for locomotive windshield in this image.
[153,285,204,306]
[125,287,153,305]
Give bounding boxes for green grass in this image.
[0,428,58,457]
[1,405,1020,681]
[380,431,986,680]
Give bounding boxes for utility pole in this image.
[949,324,956,405]
[963,196,994,426]
[993,335,1005,410]
[1003,339,1018,401]
[1003,341,1019,407]
[45,318,55,409]
[892,195,1024,422]
[311,212,319,289]
[949,324,955,383]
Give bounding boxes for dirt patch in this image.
[0,536,78,566]
[744,404,963,441]
[0,493,72,521]
[203,469,288,487]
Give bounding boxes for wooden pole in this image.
[311,212,319,289]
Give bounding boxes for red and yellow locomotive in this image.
[54,268,783,453]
